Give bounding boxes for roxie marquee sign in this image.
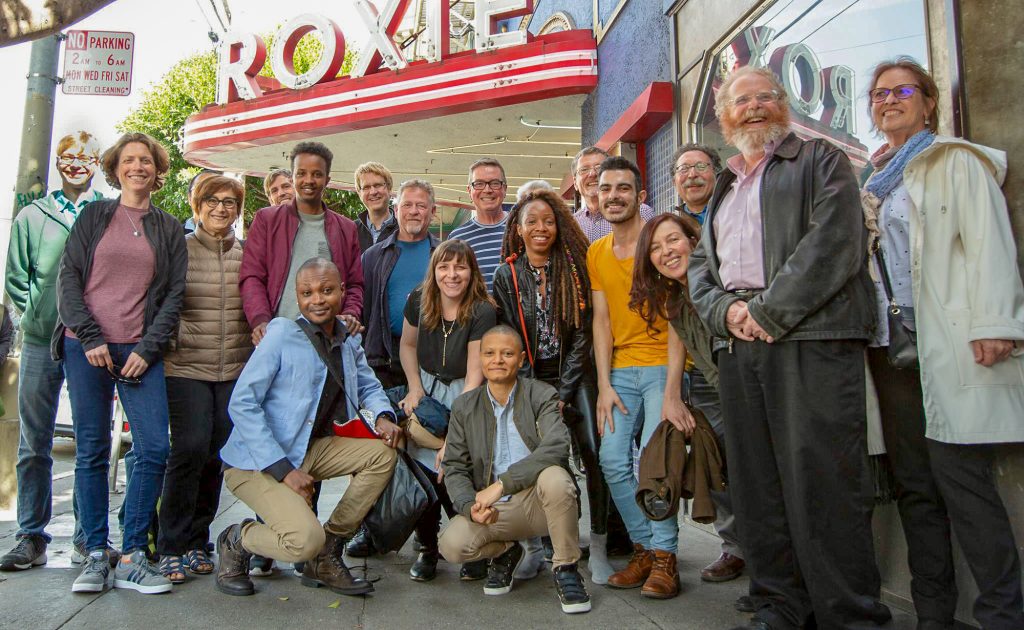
[219,0,535,104]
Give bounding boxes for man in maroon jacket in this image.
[240,141,364,345]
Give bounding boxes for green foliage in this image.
[117,30,360,225]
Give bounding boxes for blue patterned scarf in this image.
[865,130,935,201]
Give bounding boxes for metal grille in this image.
[645,120,674,215]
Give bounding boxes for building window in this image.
[645,120,675,215]
[691,0,929,169]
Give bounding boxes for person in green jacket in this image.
[0,131,107,572]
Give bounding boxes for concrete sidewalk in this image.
[0,448,920,630]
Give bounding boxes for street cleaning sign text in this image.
[62,30,134,96]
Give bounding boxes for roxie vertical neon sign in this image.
[217,0,535,105]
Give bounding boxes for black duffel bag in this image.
[363,448,438,553]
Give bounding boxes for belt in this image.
[729,288,763,298]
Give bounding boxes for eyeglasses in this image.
[58,155,99,166]
[108,364,141,385]
[869,84,921,103]
[470,180,506,191]
[672,161,712,175]
[359,182,388,192]
[575,166,600,177]
[202,197,239,210]
[729,90,780,107]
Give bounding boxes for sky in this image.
[0,0,368,212]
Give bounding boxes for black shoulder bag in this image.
[873,242,919,370]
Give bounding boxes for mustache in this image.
[683,177,708,187]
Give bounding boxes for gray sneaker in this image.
[72,550,111,593]
[72,541,122,568]
[113,550,173,594]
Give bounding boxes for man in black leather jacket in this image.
[688,66,888,630]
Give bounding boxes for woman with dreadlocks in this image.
[492,189,614,585]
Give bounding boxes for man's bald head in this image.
[296,258,345,331]
[296,257,341,282]
[481,324,524,352]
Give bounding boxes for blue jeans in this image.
[15,341,82,545]
[64,338,169,553]
[598,365,678,553]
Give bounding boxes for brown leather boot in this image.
[301,532,374,596]
[641,550,679,599]
[606,543,654,589]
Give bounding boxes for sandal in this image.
[158,555,186,584]
[183,548,215,575]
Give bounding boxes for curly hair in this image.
[100,132,171,192]
[629,213,702,333]
[500,189,591,331]
[419,240,495,331]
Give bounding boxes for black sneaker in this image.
[553,563,592,614]
[0,534,47,571]
[249,554,273,576]
[484,542,524,595]
[344,526,375,558]
[459,559,487,581]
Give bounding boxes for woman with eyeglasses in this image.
[56,132,187,595]
[862,58,1024,629]
[399,239,497,582]
[156,176,253,583]
[491,189,614,584]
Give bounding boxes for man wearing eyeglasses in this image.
[689,66,888,630]
[354,162,398,252]
[448,157,509,291]
[2,131,107,572]
[571,146,654,243]
[670,143,721,226]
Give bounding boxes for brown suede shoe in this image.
[641,550,679,599]
[606,544,654,589]
[700,552,745,583]
[301,532,374,596]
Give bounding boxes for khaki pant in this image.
[439,466,580,567]
[224,436,397,563]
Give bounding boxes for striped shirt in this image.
[447,214,508,290]
[574,202,656,243]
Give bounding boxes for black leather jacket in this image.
[689,133,875,342]
[492,256,593,402]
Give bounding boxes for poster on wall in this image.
[694,0,929,168]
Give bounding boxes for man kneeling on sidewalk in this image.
[215,258,400,597]
[439,325,592,614]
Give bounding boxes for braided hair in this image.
[500,189,591,333]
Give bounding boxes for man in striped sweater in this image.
[447,158,509,291]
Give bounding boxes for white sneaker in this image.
[113,550,173,594]
[71,551,110,593]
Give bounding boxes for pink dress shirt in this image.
[713,142,778,290]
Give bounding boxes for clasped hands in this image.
[727,301,774,343]
[470,481,504,525]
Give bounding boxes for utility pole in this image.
[13,34,61,216]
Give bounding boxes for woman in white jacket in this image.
[862,57,1024,630]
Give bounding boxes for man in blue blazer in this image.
[215,258,401,598]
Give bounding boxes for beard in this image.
[722,106,790,155]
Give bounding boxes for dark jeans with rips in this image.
[718,339,890,630]
[868,347,1024,630]
[156,377,235,556]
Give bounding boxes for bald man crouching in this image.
[439,325,592,614]
[215,259,400,597]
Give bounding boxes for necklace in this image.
[440,318,456,367]
[124,208,141,237]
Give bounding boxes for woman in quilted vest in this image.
[157,175,253,583]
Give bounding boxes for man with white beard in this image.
[688,66,890,630]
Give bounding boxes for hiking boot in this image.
[484,542,524,596]
[459,559,487,581]
[409,549,439,582]
[344,526,375,558]
[606,543,654,589]
[0,534,47,571]
[248,554,274,577]
[301,532,373,596]
[641,550,679,599]
[553,563,592,614]
[72,550,111,593]
[72,541,121,568]
[113,550,173,594]
[216,521,255,596]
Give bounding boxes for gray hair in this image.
[672,143,722,174]
[397,179,435,206]
[467,157,506,183]
[571,146,609,175]
[516,179,554,202]
[714,66,790,118]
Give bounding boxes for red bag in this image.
[332,413,379,440]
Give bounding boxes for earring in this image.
[924,116,930,126]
